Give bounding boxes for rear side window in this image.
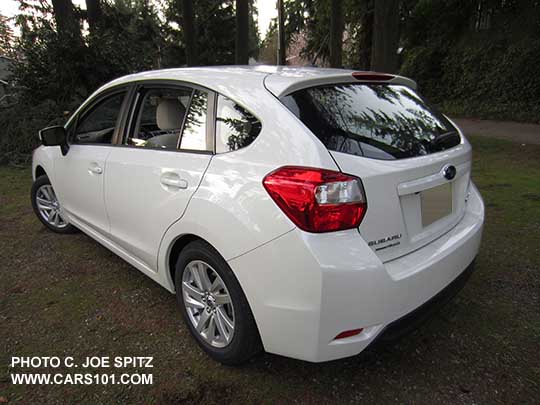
[281,84,460,160]
[215,95,261,153]
[127,87,212,152]
[129,87,192,150]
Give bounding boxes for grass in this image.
[1,136,539,403]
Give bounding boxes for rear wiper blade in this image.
[431,130,459,148]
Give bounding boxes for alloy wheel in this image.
[35,184,68,229]
[181,260,235,348]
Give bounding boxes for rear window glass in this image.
[281,84,460,160]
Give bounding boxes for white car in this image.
[31,66,484,364]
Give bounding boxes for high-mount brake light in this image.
[262,167,367,233]
[352,72,395,81]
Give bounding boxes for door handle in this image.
[160,172,188,190]
[88,163,103,175]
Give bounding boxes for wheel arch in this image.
[166,233,211,292]
[35,165,46,179]
[164,230,265,358]
[32,146,57,182]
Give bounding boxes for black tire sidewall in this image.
[174,240,261,365]
[31,175,77,234]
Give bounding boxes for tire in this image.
[175,240,262,365]
[31,175,78,234]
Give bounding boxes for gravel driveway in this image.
[452,118,540,145]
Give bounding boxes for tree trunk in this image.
[371,0,400,73]
[329,0,344,68]
[85,0,102,34]
[51,0,80,38]
[358,8,373,70]
[235,0,249,64]
[277,0,286,65]
[182,0,198,66]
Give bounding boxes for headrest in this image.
[156,98,185,131]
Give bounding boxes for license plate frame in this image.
[421,182,453,227]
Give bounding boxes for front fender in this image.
[32,146,58,182]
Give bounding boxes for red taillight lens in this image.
[263,166,367,233]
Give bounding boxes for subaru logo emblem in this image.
[443,165,456,180]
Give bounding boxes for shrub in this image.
[402,37,540,123]
[0,97,78,165]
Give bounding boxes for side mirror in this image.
[39,125,69,155]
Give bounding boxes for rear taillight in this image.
[263,166,367,233]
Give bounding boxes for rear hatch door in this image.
[332,146,471,262]
[280,81,471,262]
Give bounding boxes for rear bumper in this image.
[368,259,475,346]
[229,183,484,362]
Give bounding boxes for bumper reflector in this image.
[334,328,364,340]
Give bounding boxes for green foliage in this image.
[0,0,168,163]
[438,39,540,122]
[0,99,73,165]
[401,0,474,48]
[2,0,540,163]
[13,10,88,103]
[400,0,540,122]
[162,0,260,67]
[271,0,372,67]
[0,14,16,58]
[87,0,164,85]
[163,0,235,66]
[11,0,164,103]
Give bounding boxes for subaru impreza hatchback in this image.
[31,66,484,364]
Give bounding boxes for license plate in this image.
[421,183,452,227]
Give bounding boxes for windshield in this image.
[281,84,460,160]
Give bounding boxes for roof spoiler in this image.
[267,71,418,97]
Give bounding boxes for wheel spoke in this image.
[215,308,233,342]
[191,262,211,291]
[217,307,234,332]
[206,314,217,342]
[184,295,205,309]
[214,312,228,341]
[190,265,203,290]
[210,277,223,293]
[38,203,53,211]
[41,186,52,201]
[37,197,53,206]
[198,262,213,290]
[57,212,67,225]
[196,309,211,332]
[214,293,230,306]
[52,211,60,226]
[49,187,58,201]
[182,281,204,300]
